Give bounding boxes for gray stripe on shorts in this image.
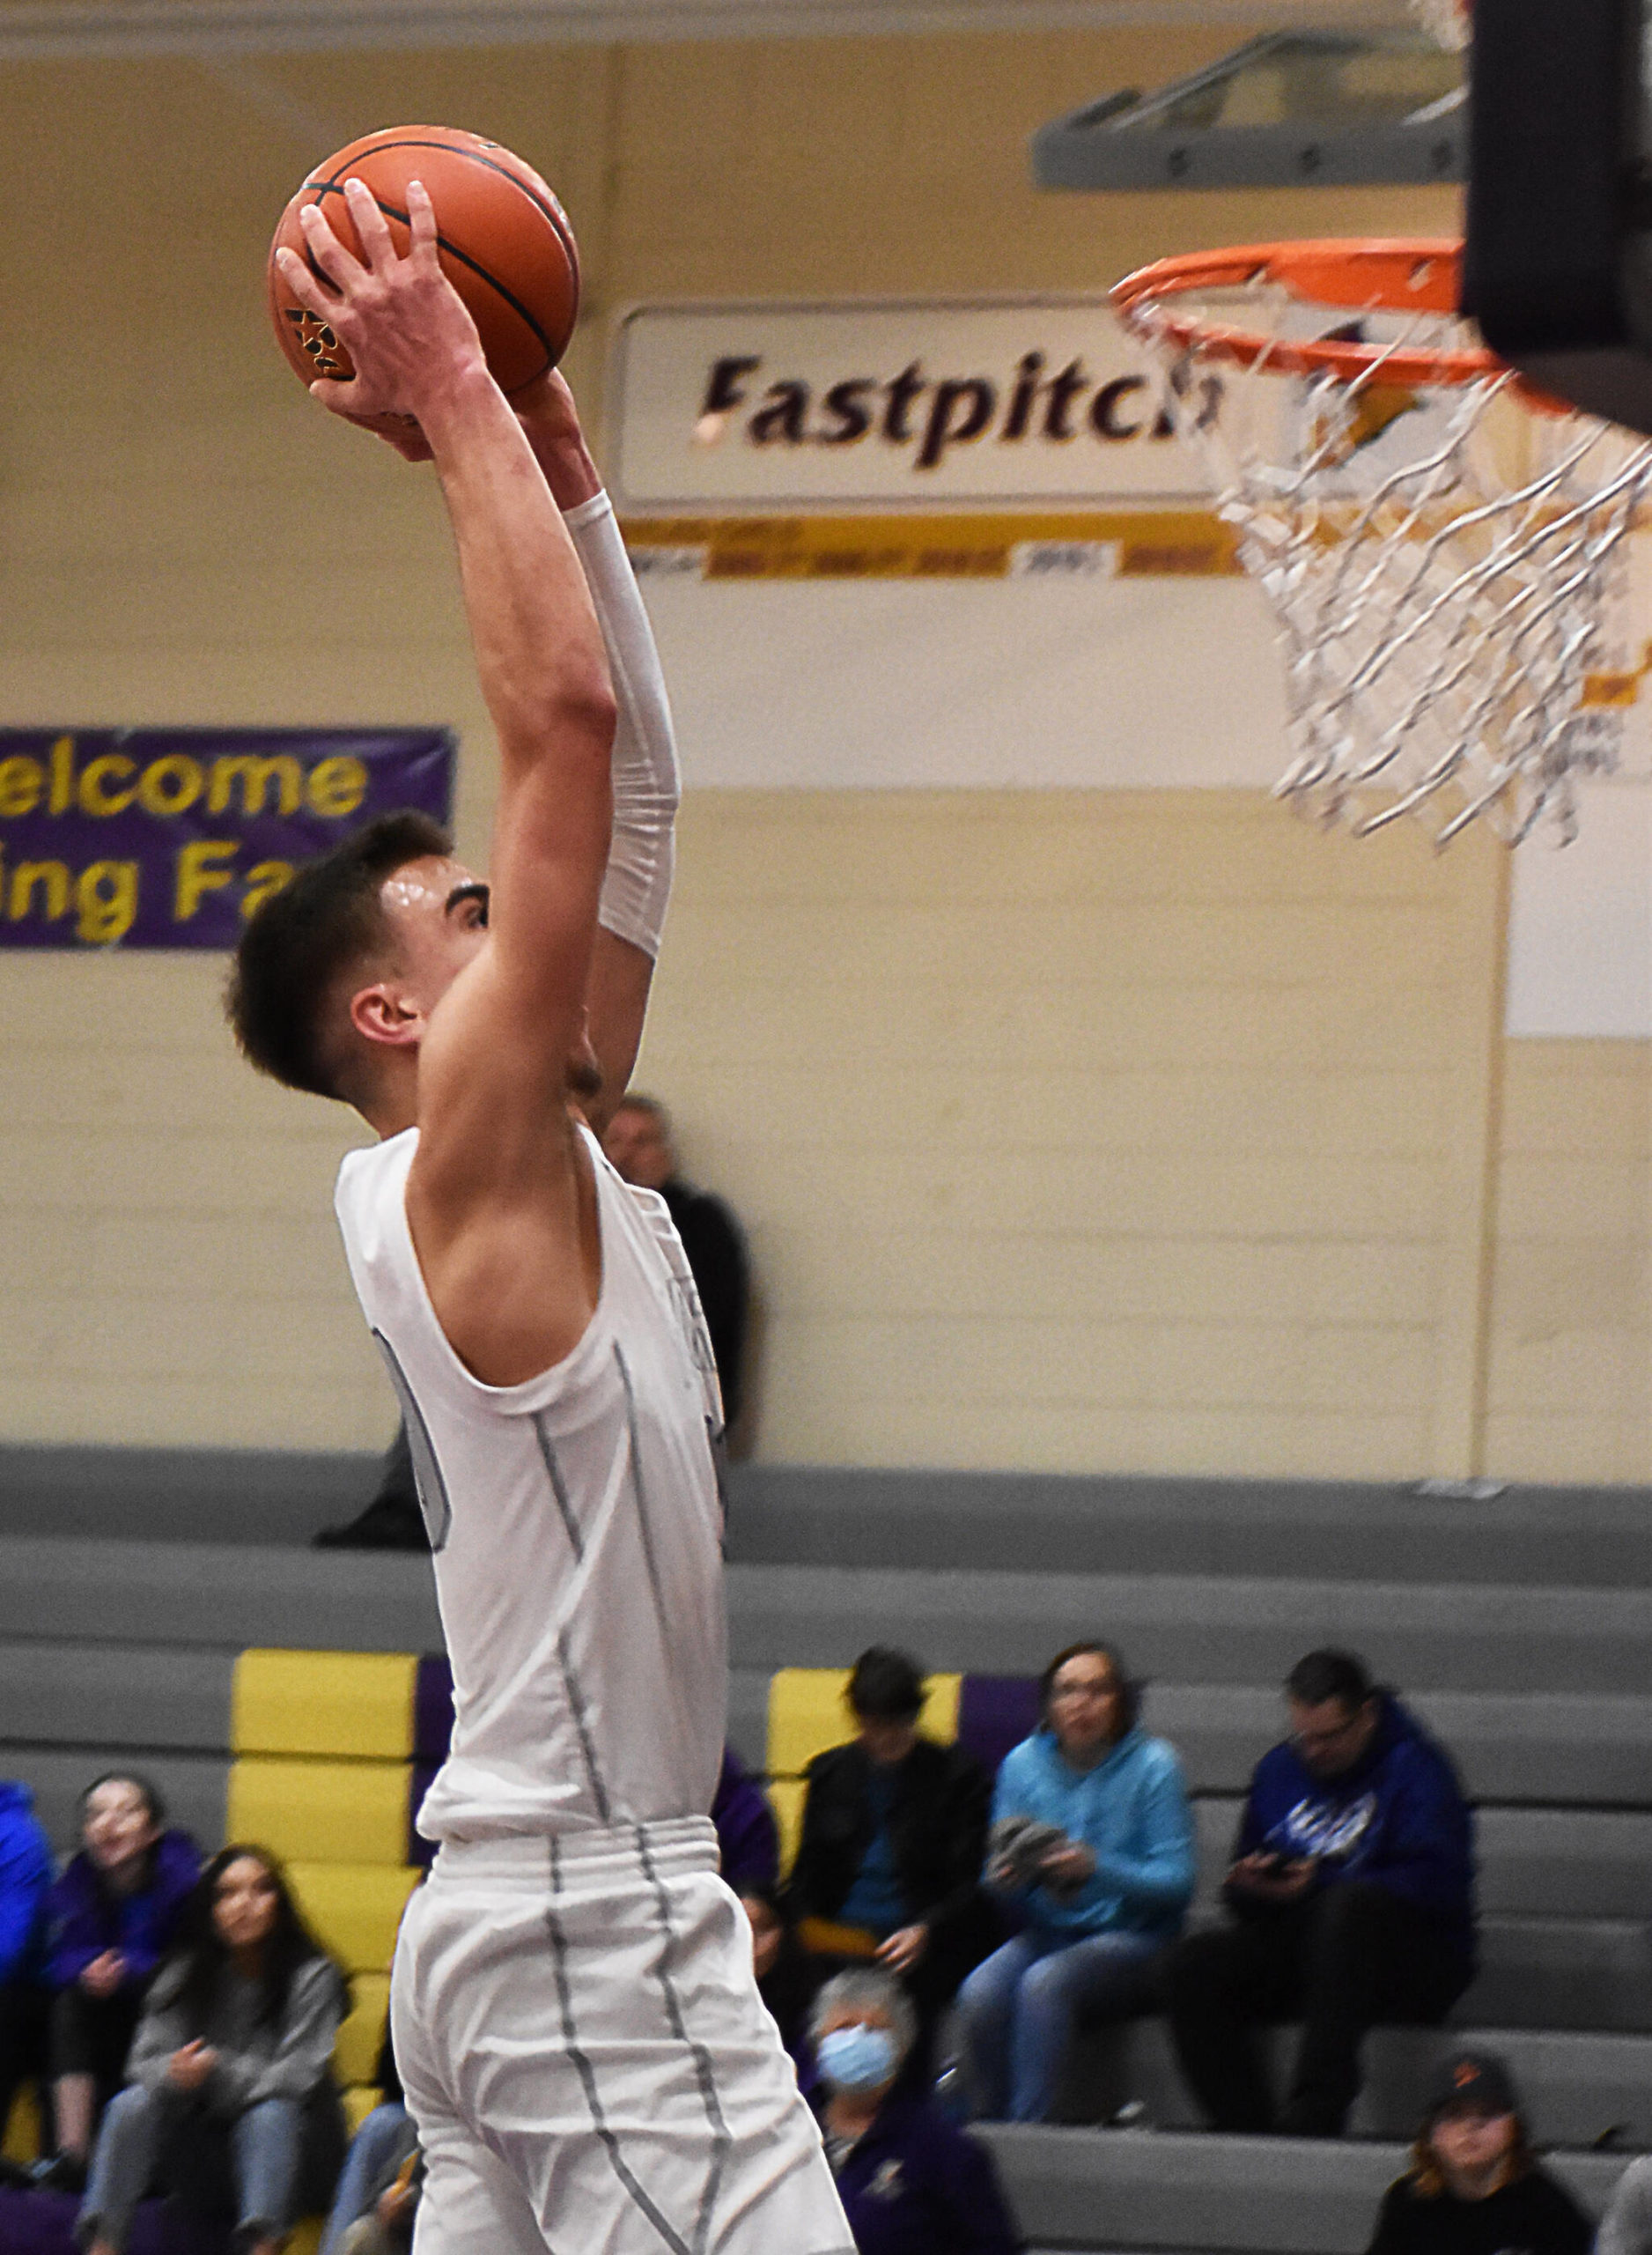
[533,1415,586,1563]
[557,1630,611,1825]
[634,1824,734,2255]
[615,1345,669,1629]
[545,1836,693,2255]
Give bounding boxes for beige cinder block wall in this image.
[1482,1041,1651,1486]
[6,24,1620,1482]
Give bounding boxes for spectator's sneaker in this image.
[29,2153,87,2192]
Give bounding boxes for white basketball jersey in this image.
[334,1124,728,1845]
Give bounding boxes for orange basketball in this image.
[268,126,580,414]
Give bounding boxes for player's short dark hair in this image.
[1287,1648,1375,1712]
[225,810,451,1100]
[847,1646,926,1723]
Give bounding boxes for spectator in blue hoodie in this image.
[0,1778,54,2158]
[1164,1648,1476,2139]
[42,1772,200,2185]
[955,1641,1195,2124]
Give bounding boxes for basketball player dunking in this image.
[232,181,852,2253]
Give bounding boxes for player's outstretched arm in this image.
[277,181,617,1374]
[515,374,680,1128]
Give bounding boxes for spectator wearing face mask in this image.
[41,1772,201,2189]
[812,1967,1021,2255]
[1364,2051,1592,2254]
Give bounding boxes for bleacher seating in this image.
[0,1445,1646,2253]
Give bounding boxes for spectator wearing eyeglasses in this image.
[1163,1648,1476,2139]
[954,1641,1194,2125]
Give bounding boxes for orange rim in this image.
[1110,239,1508,389]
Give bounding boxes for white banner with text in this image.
[610,298,1217,511]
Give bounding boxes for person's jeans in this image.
[319,2103,416,2255]
[79,2083,306,2250]
[1163,1881,1471,2135]
[955,1926,1161,2123]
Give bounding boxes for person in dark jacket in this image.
[1164,1648,1476,2137]
[1364,2050,1593,2254]
[43,1773,201,2185]
[814,1966,1020,2255]
[601,1093,750,1426]
[79,1845,347,2255]
[712,1746,780,1896]
[785,1648,994,2054]
[0,1779,54,2163]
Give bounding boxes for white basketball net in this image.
[1131,281,1652,846]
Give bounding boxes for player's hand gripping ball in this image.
[268,126,580,435]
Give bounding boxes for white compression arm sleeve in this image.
[563,489,680,960]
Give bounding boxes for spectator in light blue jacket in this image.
[955,1643,1194,2124]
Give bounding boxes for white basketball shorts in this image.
[391,1815,854,2255]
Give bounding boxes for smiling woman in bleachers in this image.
[77,1845,347,2255]
[41,1773,200,2188]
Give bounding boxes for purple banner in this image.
[0,728,454,950]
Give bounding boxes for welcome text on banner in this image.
[0,728,454,950]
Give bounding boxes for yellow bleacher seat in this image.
[335,1970,392,2088]
[232,1650,417,1761]
[765,1666,961,1780]
[343,2083,383,2136]
[766,1778,807,1878]
[1,2087,40,2167]
[228,1756,410,1868]
[289,1861,420,1977]
[287,2222,324,2255]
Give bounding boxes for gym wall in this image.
[0,25,1642,1482]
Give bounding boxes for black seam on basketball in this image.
[309,137,577,266]
[303,181,557,375]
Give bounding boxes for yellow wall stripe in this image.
[620,510,1240,580]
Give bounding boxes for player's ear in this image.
[350,980,422,1049]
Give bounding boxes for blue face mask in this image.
[817,2022,899,2095]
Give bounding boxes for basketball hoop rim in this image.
[1111,237,1524,394]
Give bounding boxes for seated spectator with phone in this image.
[1164,1648,1476,2138]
